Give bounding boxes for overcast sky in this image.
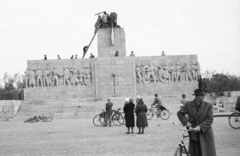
[0,0,239,83]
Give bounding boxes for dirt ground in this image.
[0,115,239,156]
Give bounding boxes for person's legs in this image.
[157,105,160,117]
[131,127,134,133]
[126,127,130,134]
[109,114,112,126]
[103,114,108,126]
[137,128,141,134]
[142,127,145,134]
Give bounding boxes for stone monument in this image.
[24,12,198,101]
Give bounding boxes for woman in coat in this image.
[123,98,135,134]
[135,98,148,134]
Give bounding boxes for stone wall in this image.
[0,100,22,120]
[215,91,240,112]
[94,57,135,98]
[24,54,199,101]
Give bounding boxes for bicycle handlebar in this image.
[173,122,192,131]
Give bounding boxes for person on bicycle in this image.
[151,94,166,118]
[103,99,113,127]
[177,89,216,156]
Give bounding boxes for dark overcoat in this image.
[105,102,113,115]
[236,96,240,111]
[135,103,148,128]
[177,100,216,156]
[123,102,135,127]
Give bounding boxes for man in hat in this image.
[177,89,216,156]
[103,99,113,127]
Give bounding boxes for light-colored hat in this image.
[125,98,129,102]
[137,95,141,99]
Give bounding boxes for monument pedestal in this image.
[97,28,126,57]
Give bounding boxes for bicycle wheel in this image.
[229,113,240,129]
[112,113,124,126]
[146,109,153,120]
[160,109,170,120]
[42,117,52,122]
[93,114,104,126]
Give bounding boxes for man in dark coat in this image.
[197,75,203,89]
[123,98,135,134]
[177,89,216,156]
[104,99,113,127]
[235,96,240,112]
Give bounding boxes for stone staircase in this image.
[10,93,214,121]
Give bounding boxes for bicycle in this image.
[146,106,170,120]
[173,122,191,156]
[38,113,53,122]
[93,108,124,126]
[228,112,240,129]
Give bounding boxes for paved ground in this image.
[0,115,239,156]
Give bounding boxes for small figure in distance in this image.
[180,94,188,109]
[197,75,203,89]
[151,94,166,118]
[75,55,78,59]
[83,45,89,58]
[70,55,74,59]
[90,53,95,58]
[130,51,135,57]
[44,55,47,60]
[115,51,118,57]
[161,51,166,56]
[235,96,240,113]
[57,55,61,59]
[103,99,113,127]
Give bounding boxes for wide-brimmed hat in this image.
[192,89,205,96]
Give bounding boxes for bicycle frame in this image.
[173,122,190,156]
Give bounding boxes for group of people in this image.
[197,75,207,92]
[102,94,166,134]
[102,88,219,156]
[102,96,148,134]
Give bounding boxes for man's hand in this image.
[192,126,201,132]
[186,122,192,128]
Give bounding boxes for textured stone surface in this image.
[97,28,126,57]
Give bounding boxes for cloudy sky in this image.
[0,0,239,83]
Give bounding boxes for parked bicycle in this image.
[38,113,53,122]
[173,122,191,156]
[24,113,52,123]
[228,112,240,129]
[93,108,124,126]
[146,106,170,120]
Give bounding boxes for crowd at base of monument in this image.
[101,89,220,156]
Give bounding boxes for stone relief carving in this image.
[136,62,200,84]
[24,66,92,88]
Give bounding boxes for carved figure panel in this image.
[24,66,92,88]
[136,62,200,84]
